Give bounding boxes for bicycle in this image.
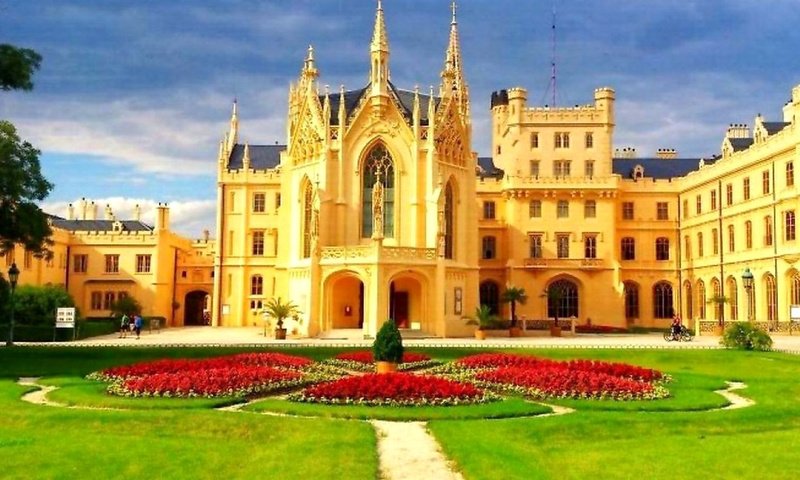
[663,325,694,342]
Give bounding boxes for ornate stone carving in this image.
[372,175,384,239]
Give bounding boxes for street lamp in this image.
[742,268,754,323]
[6,262,20,346]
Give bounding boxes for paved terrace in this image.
[12,327,800,354]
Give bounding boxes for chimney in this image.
[67,203,74,220]
[726,123,750,139]
[656,148,677,159]
[202,229,210,242]
[133,204,141,222]
[86,201,98,220]
[79,198,87,220]
[104,204,114,220]
[614,147,637,159]
[155,203,170,231]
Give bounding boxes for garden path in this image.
[714,381,755,410]
[370,420,464,480]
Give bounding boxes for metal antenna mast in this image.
[550,4,557,107]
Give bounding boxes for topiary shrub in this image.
[721,322,773,351]
[373,319,404,363]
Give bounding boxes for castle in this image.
[7,2,800,336]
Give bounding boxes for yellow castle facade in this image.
[6,3,800,336]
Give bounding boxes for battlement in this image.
[656,148,677,159]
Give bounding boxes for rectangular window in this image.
[695,195,702,214]
[482,236,496,260]
[656,202,669,220]
[103,291,115,310]
[556,234,570,258]
[557,200,569,218]
[554,160,571,177]
[728,225,735,252]
[584,160,594,178]
[530,132,539,149]
[710,190,717,210]
[275,193,282,212]
[529,200,542,218]
[745,221,753,249]
[584,235,597,259]
[787,161,795,187]
[622,202,634,220]
[105,255,119,273]
[529,160,540,178]
[763,170,771,195]
[4,250,13,267]
[786,210,796,241]
[697,232,704,257]
[529,234,543,258]
[483,201,496,220]
[554,132,570,148]
[585,132,594,149]
[743,177,751,200]
[726,184,733,206]
[621,238,635,260]
[682,199,688,219]
[655,238,670,261]
[765,216,773,246]
[90,292,102,310]
[136,254,151,273]
[73,254,88,273]
[712,228,719,254]
[253,193,266,213]
[584,200,596,218]
[252,231,265,256]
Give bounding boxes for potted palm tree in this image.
[262,297,301,340]
[502,286,527,337]
[373,319,403,373]
[707,294,728,336]
[465,304,498,340]
[542,285,566,337]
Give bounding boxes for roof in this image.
[51,219,154,232]
[320,82,440,125]
[763,121,790,135]
[612,158,703,180]
[476,157,504,179]
[729,137,754,152]
[227,144,284,170]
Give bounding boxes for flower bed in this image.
[325,351,439,372]
[109,366,305,398]
[87,352,313,382]
[289,372,496,406]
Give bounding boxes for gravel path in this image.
[714,381,755,410]
[370,420,464,480]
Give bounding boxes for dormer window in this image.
[632,165,644,180]
[112,221,123,232]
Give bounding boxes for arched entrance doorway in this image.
[184,290,210,326]
[389,275,424,329]
[547,278,579,319]
[327,273,364,329]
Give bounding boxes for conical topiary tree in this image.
[373,319,404,363]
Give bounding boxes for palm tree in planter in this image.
[706,294,729,336]
[501,286,528,337]
[262,297,301,340]
[542,285,567,337]
[465,304,499,340]
[373,319,404,373]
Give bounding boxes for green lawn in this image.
[1,346,798,479]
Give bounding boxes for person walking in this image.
[119,314,129,338]
[134,314,144,339]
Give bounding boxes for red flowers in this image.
[327,351,438,372]
[291,372,495,406]
[334,351,431,364]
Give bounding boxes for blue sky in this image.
[2,0,799,235]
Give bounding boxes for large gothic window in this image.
[727,277,738,321]
[697,280,706,319]
[444,182,454,259]
[653,282,673,319]
[547,279,578,319]
[765,274,777,323]
[362,145,395,238]
[302,182,313,258]
[479,281,500,315]
[624,281,639,319]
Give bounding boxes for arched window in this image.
[444,182,454,259]
[711,278,721,321]
[547,279,579,319]
[250,275,263,296]
[655,237,670,260]
[621,237,635,260]
[653,282,673,319]
[623,282,639,319]
[697,280,706,319]
[479,281,500,315]
[684,281,693,320]
[302,182,313,258]
[727,277,738,321]
[792,272,800,305]
[765,274,777,323]
[362,144,395,238]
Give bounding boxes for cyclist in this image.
[670,312,682,341]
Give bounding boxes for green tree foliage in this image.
[110,296,142,318]
[261,297,301,329]
[465,304,499,331]
[373,319,404,363]
[501,286,527,328]
[0,44,53,258]
[0,274,9,320]
[9,284,77,326]
[0,44,42,91]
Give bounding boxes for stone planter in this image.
[376,361,398,374]
[474,330,487,340]
[550,325,562,337]
[509,326,523,338]
[274,328,287,340]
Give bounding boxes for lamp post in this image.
[742,268,754,323]
[6,262,20,346]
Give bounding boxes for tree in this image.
[261,297,301,330]
[373,319,404,363]
[0,44,53,258]
[0,44,42,91]
[110,295,142,318]
[465,304,499,331]
[501,286,527,329]
[10,284,77,326]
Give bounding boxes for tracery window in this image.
[361,145,395,238]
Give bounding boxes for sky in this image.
[2,0,799,236]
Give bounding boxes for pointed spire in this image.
[338,84,346,127]
[369,0,390,96]
[302,44,319,81]
[226,98,239,153]
[242,142,251,169]
[442,1,464,96]
[371,0,389,53]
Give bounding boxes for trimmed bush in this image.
[373,319,403,363]
[721,322,773,351]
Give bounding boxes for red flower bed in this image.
[109,366,305,398]
[290,372,495,406]
[335,351,431,364]
[89,352,312,381]
[475,366,666,400]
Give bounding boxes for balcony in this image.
[522,258,606,270]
